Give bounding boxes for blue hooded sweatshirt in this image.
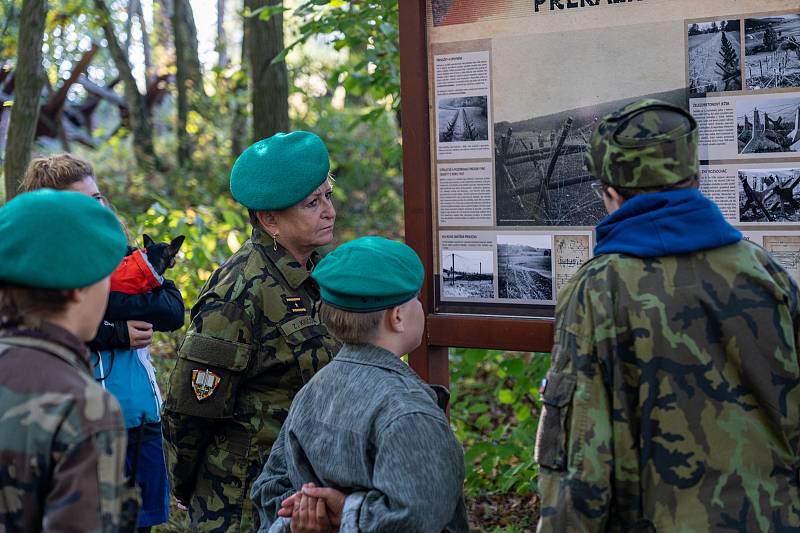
[594,188,741,257]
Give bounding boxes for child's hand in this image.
[290,491,332,533]
[279,482,315,518]
[301,486,346,527]
[278,492,299,517]
[127,320,153,348]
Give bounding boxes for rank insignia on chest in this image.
[191,369,221,401]
[283,295,307,314]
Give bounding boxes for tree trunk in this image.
[93,0,161,172]
[153,0,175,76]
[3,0,47,202]
[230,12,249,160]
[245,0,288,142]
[172,0,205,167]
[137,0,152,80]
[125,0,135,56]
[217,0,228,69]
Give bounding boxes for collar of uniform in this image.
[0,321,92,373]
[251,226,320,289]
[335,343,440,404]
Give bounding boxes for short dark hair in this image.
[603,175,699,199]
[319,302,384,345]
[0,283,72,328]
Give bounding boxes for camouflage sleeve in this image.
[162,297,255,503]
[535,276,613,531]
[250,424,294,530]
[46,424,127,532]
[162,410,215,504]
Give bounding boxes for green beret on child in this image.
[230,131,330,211]
[0,189,127,289]
[312,236,424,312]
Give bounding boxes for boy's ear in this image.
[170,235,186,253]
[142,234,155,249]
[386,305,404,334]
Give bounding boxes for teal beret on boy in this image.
[230,131,330,211]
[0,189,127,289]
[312,237,424,312]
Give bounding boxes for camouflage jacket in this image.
[536,240,800,532]
[0,322,128,532]
[162,227,340,532]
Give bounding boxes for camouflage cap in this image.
[585,99,699,189]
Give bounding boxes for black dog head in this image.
[143,234,185,276]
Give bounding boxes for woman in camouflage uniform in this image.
[162,131,341,532]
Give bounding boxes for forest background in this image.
[0,1,549,530]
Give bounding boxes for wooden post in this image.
[399,0,449,387]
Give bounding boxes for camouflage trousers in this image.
[187,437,264,532]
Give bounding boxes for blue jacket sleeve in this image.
[103,280,185,332]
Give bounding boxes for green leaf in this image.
[498,389,515,404]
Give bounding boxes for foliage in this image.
[716,30,740,90]
[450,348,550,528]
[275,0,400,119]
[0,0,19,59]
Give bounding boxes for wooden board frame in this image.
[399,0,554,387]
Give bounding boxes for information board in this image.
[398,0,800,383]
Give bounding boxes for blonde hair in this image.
[19,153,131,244]
[320,302,384,345]
[19,153,95,193]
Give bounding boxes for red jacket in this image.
[109,249,162,295]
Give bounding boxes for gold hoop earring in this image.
[272,233,279,252]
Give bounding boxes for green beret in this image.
[0,189,127,289]
[230,131,330,211]
[312,237,424,312]
[585,98,699,189]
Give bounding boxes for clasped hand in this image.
[279,483,347,533]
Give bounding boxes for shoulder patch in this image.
[191,369,221,401]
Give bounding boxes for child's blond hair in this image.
[319,303,385,345]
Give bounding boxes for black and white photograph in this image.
[440,250,494,299]
[493,90,686,226]
[491,22,687,226]
[736,96,800,154]
[687,20,742,96]
[497,235,553,301]
[438,96,489,143]
[738,168,800,223]
[744,14,800,90]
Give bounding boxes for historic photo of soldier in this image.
[738,167,800,223]
[736,95,800,154]
[497,234,553,302]
[687,19,742,95]
[744,14,800,90]
[438,96,489,143]
[440,249,494,299]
